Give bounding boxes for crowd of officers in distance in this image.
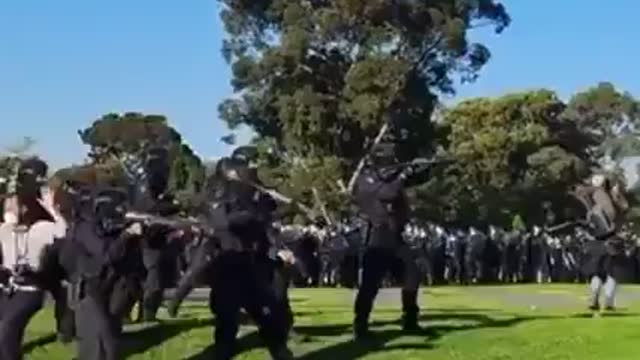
[0,138,630,359]
[295,217,640,290]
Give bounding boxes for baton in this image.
[227,170,316,220]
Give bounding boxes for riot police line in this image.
[286,220,639,288]
[0,140,630,359]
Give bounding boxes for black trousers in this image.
[74,294,119,360]
[0,290,45,360]
[168,239,214,316]
[212,253,290,360]
[109,276,143,326]
[142,248,164,320]
[354,246,420,330]
[255,257,294,336]
[53,283,76,340]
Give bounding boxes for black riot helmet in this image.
[56,180,93,221]
[370,142,397,168]
[92,187,129,236]
[369,142,401,181]
[214,156,256,204]
[231,146,258,164]
[16,157,48,200]
[145,146,170,198]
[215,156,255,183]
[231,146,259,182]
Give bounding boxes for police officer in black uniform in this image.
[139,146,180,321]
[51,180,95,343]
[60,187,141,360]
[167,147,295,332]
[352,141,422,340]
[229,147,297,332]
[206,156,292,359]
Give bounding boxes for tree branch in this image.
[346,122,390,193]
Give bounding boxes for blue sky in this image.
[1,1,639,168]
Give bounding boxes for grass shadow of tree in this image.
[121,318,211,358]
[182,330,263,360]
[294,311,553,360]
[179,311,539,359]
[23,333,58,355]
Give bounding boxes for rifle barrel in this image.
[125,212,212,232]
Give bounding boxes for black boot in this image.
[353,318,372,342]
[142,295,162,322]
[401,290,421,332]
[167,299,179,318]
[401,311,422,333]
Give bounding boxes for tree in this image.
[3,136,37,158]
[0,137,46,205]
[218,0,510,219]
[49,160,127,192]
[432,90,591,226]
[0,136,39,192]
[564,82,640,160]
[78,112,205,208]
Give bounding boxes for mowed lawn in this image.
[22,284,640,359]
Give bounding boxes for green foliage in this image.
[603,135,640,160]
[78,113,205,209]
[423,90,591,226]
[564,82,640,158]
[511,214,525,231]
[218,0,510,220]
[257,148,350,222]
[49,160,127,191]
[78,112,181,162]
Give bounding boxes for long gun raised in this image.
[125,211,215,235]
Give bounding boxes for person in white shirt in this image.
[0,161,66,360]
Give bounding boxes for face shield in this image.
[93,190,128,235]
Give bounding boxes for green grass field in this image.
[21,284,640,359]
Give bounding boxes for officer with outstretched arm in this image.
[352,142,423,341]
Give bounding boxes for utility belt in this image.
[0,267,41,294]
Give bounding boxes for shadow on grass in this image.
[181,311,550,360]
[293,312,540,360]
[121,318,211,358]
[23,333,58,355]
[293,309,640,360]
[182,330,263,360]
[123,307,640,359]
